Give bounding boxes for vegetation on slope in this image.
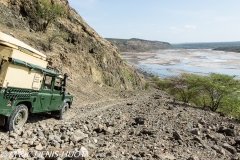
[33,0,68,32]
[152,73,240,118]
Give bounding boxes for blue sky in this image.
[68,0,240,43]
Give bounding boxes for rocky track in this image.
[0,89,240,160]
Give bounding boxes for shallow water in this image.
[122,49,240,78]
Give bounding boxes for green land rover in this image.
[0,31,73,131]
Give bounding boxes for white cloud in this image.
[170,26,184,31]
[184,25,197,29]
[170,25,197,32]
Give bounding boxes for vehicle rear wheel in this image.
[6,104,28,131]
[59,102,69,120]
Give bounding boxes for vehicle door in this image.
[39,75,53,111]
[50,77,63,110]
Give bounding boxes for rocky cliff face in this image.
[106,38,171,52]
[0,0,143,92]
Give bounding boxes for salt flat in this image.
[122,49,240,78]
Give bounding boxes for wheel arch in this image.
[16,101,33,113]
[64,99,72,108]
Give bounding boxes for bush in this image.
[46,31,68,51]
[195,73,240,111]
[123,69,132,82]
[33,0,67,32]
[153,73,240,118]
[151,76,160,82]
[166,74,200,103]
[145,82,150,89]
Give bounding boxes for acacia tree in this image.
[153,73,240,117]
[34,0,67,32]
[166,74,199,103]
[197,73,240,111]
[160,73,240,112]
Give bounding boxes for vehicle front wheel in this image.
[6,104,28,131]
[59,102,69,120]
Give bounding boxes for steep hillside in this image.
[0,0,143,94]
[106,38,171,52]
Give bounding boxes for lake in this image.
[122,49,240,78]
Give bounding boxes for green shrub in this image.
[151,76,160,82]
[156,78,171,90]
[166,74,200,103]
[145,82,150,89]
[194,73,240,111]
[122,59,127,63]
[123,69,132,82]
[151,76,171,90]
[33,0,67,32]
[152,73,240,118]
[46,31,68,51]
[218,93,240,118]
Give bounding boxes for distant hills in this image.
[213,46,240,53]
[106,38,240,53]
[172,41,240,53]
[172,41,240,49]
[106,38,171,52]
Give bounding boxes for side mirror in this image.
[61,73,68,93]
[61,87,66,93]
[63,73,69,87]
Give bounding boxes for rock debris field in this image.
[0,88,240,160]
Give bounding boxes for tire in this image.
[6,104,28,131]
[59,102,69,120]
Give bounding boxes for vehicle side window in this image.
[43,75,52,90]
[54,78,61,91]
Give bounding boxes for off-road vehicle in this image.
[0,31,73,131]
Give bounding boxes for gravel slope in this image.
[0,88,240,160]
